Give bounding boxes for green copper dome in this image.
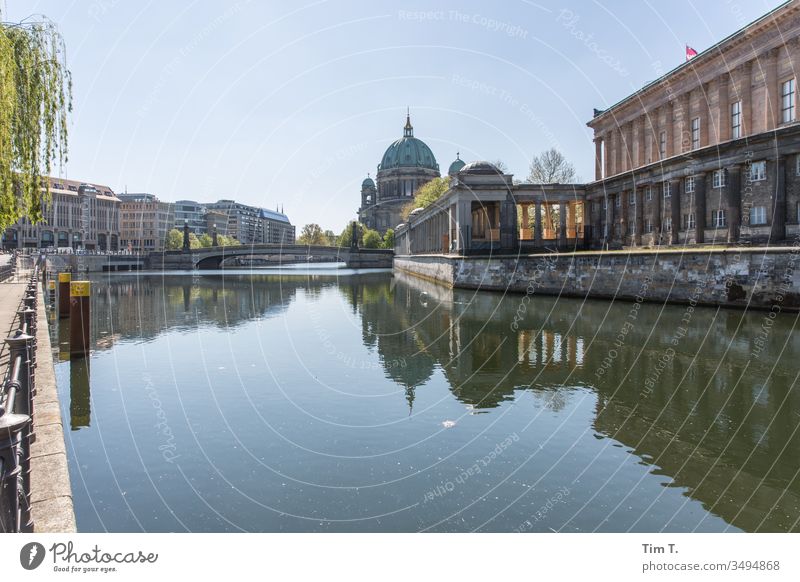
[378,115,439,172]
[362,175,375,189]
[448,153,466,176]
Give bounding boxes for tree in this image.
[526,148,577,184]
[362,228,382,249]
[218,234,240,246]
[401,176,451,220]
[323,229,337,246]
[493,160,508,173]
[188,232,201,249]
[0,13,72,231]
[338,222,364,247]
[165,228,183,250]
[381,228,394,249]
[298,223,328,246]
[198,233,213,247]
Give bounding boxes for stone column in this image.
[677,93,690,153]
[567,201,576,239]
[534,201,543,247]
[500,192,518,251]
[772,156,787,243]
[765,48,779,130]
[594,137,603,180]
[670,179,682,244]
[666,102,675,158]
[456,199,471,253]
[605,195,613,242]
[694,173,706,244]
[654,184,662,243]
[727,165,742,242]
[637,116,647,167]
[558,201,567,247]
[717,74,730,142]
[623,122,633,172]
[635,187,644,245]
[620,190,629,242]
[699,83,710,147]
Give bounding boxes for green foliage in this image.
[198,233,213,247]
[338,221,364,247]
[188,232,201,249]
[0,13,72,230]
[218,234,240,246]
[362,228,382,249]
[381,228,394,249]
[165,228,183,250]
[401,176,450,220]
[298,223,333,246]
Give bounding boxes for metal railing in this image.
[0,261,40,533]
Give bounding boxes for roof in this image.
[589,0,796,126]
[260,208,291,223]
[47,177,119,202]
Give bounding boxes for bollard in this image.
[48,279,56,306]
[69,281,91,357]
[58,272,71,319]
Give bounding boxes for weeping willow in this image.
[0,12,72,231]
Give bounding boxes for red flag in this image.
[686,45,698,61]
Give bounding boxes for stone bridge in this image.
[155,244,394,270]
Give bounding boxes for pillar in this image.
[534,201,543,247]
[500,193,518,251]
[456,200,471,252]
[740,61,753,137]
[727,165,742,242]
[670,179,682,244]
[717,74,730,142]
[694,173,706,244]
[559,201,567,247]
[772,156,787,243]
[635,187,644,245]
[594,137,603,180]
[620,190,629,242]
[765,48,779,131]
[605,195,613,241]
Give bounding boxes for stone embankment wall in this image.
[394,246,800,311]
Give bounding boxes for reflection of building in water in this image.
[377,271,800,531]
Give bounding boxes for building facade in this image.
[119,193,175,252]
[174,200,207,234]
[2,178,120,251]
[204,200,262,244]
[359,114,446,234]
[260,208,295,244]
[586,0,800,248]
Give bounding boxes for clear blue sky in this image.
[5,0,784,232]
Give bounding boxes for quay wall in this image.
[394,247,800,311]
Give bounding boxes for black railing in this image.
[0,262,39,533]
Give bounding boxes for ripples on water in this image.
[52,267,800,532]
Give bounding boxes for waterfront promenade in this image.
[0,258,75,532]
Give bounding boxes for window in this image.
[629,191,636,205]
[664,217,672,231]
[684,213,696,230]
[731,101,742,139]
[663,182,671,198]
[750,160,766,182]
[615,195,621,208]
[659,131,667,158]
[712,209,727,228]
[646,186,653,201]
[645,218,653,233]
[712,169,726,188]
[750,206,767,225]
[691,117,700,149]
[781,78,795,123]
[686,176,695,193]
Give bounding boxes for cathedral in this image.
[358,113,464,234]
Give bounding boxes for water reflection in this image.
[59,269,800,532]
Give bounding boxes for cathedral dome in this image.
[459,160,503,175]
[448,153,466,176]
[362,175,376,189]
[378,114,439,172]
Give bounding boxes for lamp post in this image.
[212,224,218,247]
[183,219,190,252]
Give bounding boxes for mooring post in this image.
[69,281,91,357]
[58,272,71,319]
[48,279,56,306]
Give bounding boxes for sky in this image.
[3,0,786,232]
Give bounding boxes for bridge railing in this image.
[0,261,40,532]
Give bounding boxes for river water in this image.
[51,267,800,532]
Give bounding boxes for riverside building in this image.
[2,177,120,251]
[395,1,800,254]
